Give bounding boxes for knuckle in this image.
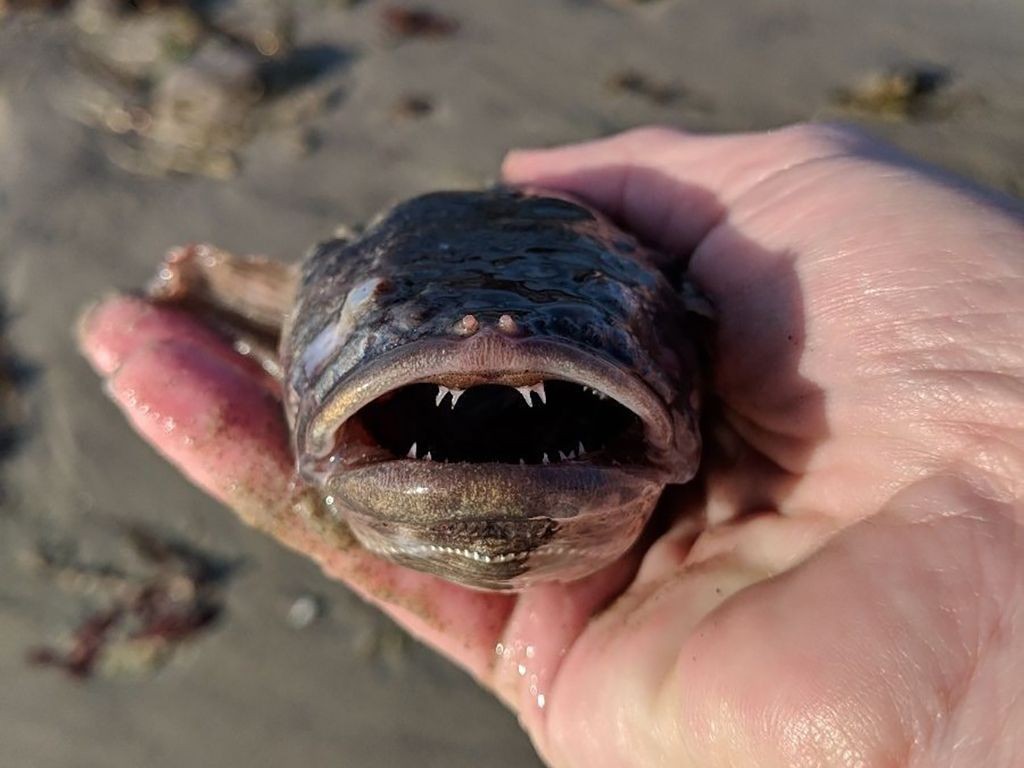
[772,121,869,156]
[618,124,686,148]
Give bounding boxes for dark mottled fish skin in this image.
[280,187,705,589]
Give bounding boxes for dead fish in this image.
[149,188,708,590]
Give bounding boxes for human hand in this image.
[79,125,1024,767]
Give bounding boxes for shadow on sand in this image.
[0,299,36,497]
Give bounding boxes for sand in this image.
[1,0,1022,766]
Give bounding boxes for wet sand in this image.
[1,1,1023,766]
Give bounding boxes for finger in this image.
[502,124,870,257]
[106,339,294,519]
[78,294,276,392]
[491,550,641,741]
[81,296,514,680]
[78,295,231,377]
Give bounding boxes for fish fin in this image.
[147,244,298,380]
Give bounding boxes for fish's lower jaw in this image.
[360,540,535,566]
[357,534,636,591]
[336,481,660,591]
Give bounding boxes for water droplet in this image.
[287,595,323,629]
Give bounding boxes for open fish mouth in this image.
[362,379,641,466]
[293,333,682,589]
[298,333,678,477]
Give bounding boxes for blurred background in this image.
[1,1,1022,766]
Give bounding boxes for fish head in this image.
[282,189,704,590]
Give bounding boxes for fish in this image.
[149,187,708,590]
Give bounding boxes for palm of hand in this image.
[80,126,1024,767]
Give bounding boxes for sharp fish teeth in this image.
[531,381,547,405]
[435,386,450,407]
[516,386,534,407]
[558,450,569,461]
[407,442,418,459]
[449,388,465,407]
[542,453,550,465]
[423,451,432,461]
[577,441,586,456]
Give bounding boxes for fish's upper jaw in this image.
[292,330,691,480]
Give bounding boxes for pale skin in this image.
[79,125,1024,767]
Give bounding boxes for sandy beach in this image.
[1,1,1022,765]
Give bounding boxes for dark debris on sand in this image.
[6,0,350,178]
[26,526,237,679]
[606,69,687,106]
[391,93,435,120]
[381,5,459,38]
[0,303,34,495]
[832,65,955,121]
